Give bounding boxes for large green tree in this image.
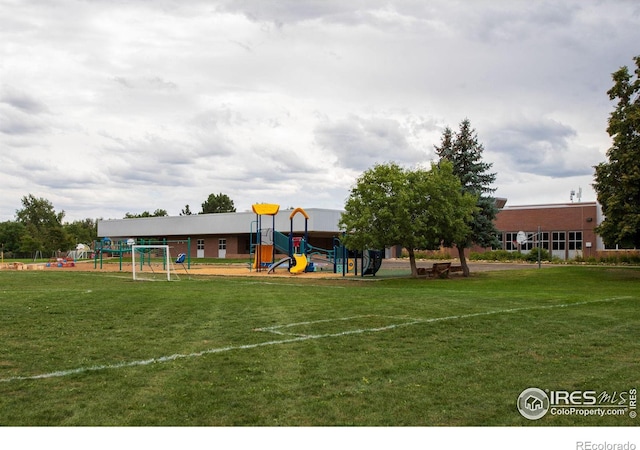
[339,161,476,277]
[15,194,69,256]
[63,218,98,245]
[434,119,499,276]
[201,193,236,214]
[593,55,640,248]
[0,221,26,256]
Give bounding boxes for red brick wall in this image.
[495,203,598,258]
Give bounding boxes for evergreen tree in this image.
[593,55,640,248]
[434,119,499,276]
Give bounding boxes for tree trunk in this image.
[457,245,470,277]
[408,248,418,278]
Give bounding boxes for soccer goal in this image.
[131,245,179,281]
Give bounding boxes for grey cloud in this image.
[214,0,373,25]
[0,87,50,135]
[95,135,204,190]
[487,119,595,177]
[188,118,240,159]
[113,77,134,89]
[462,2,576,44]
[314,115,425,172]
[1,152,105,193]
[254,146,320,176]
[0,106,47,135]
[0,87,49,114]
[113,76,178,91]
[189,108,247,131]
[35,171,105,191]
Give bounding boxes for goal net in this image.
[131,245,179,281]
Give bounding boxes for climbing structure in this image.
[251,203,280,271]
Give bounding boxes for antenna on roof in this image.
[570,188,582,203]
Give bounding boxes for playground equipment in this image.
[93,237,132,270]
[93,237,192,271]
[332,246,382,277]
[175,253,191,277]
[251,205,315,274]
[45,258,75,268]
[286,207,312,274]
[251,203,381,276]
[289,253,308,274]
[251,204,311,274]
[67,243,90,261]
[361,249,383,276]
[251,204,280,271]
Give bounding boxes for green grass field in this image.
[0,266,638,426]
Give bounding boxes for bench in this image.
[417,262,452,278]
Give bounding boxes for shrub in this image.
[400,249,452,260]
[470,250,524,261]
[524,247,551,262]
[592,250,640,265]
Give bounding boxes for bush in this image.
[524,247,551,262]
[469,248,553,262]
[592,250,640,265]
[400,249,452,260]
[470,250,524,261]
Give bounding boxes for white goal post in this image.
[131,245,176,281]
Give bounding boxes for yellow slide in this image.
[289,253,308,274]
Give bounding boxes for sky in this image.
[1,0,639,222]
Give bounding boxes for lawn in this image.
[0,266,638,426]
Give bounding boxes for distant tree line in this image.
[0,192,237,258]
[0,195,98,259]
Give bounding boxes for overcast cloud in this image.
[1,0,638,221]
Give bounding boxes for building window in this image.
[552,232,566,251]
[197,239,205,250]
[505,232,518,251]
[219,239,227,250]
[495,232,504,250]
[521,232,534,251]
[568,231,582,250]
[537,232,550,250]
